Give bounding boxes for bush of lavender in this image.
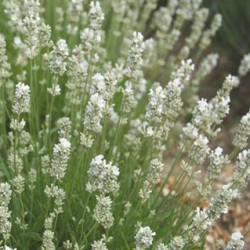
[0,0,249,249]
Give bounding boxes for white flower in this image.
[11,175,25,194]
[44,184,65,214]
[56,39,69,56]
[134,226,156,249]
[48,39,69,75]
[90,71,118,102]
[83,93,106,133]
[89,1,104,30]
[47,83,61,96]
[81,28,102,51]
[195,53,218,79]
[200,13,222,49]
[0,206,11,237]
[233,110,250,150]
[146,85,166,123]
[226,232,245,250]
[190,75,239,137]
[0,34,11,81]
[185,8,209,49]
[159,236,185,250]
[139,159,163,201]
[94,195,114,229]
[91,73,106,93]
[208,184,238,220]
[56,117,72,140]
[50,138,71,180]
[86,155,120,195]
[67,0,84,23]
[189,134,210,164]
[171,59,194,85]
[207,147,229,180]
[10,119,26,132]
[41,229,55,250]
[192,207,212,232]
[0,183,12,206]
[91,235,109,250]
[126,32,145,80]
[80,1,104,52]
[182,123,199,139]
[232,149,250,189]
[4,246,17,250]
[58,138,71,149]
[238,53,250,77]
[12,82,30,114]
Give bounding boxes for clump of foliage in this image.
[0,0,249,249]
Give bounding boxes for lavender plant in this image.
[0,0,249,249]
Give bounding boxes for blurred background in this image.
[203,0,250,120]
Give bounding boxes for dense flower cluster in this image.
[139,159,163,201]
[226,232,245,250]
[83,93,106,133]
[47,39,69,76]
[50,138,71,180]
[233,110,250,150]
[238,53,250,77]
[93,195,114,229]
[0,35,11,82]
[12,83,30,114]
[134,226,156,250]
[0,183,12,240]
[86,155,119,195]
